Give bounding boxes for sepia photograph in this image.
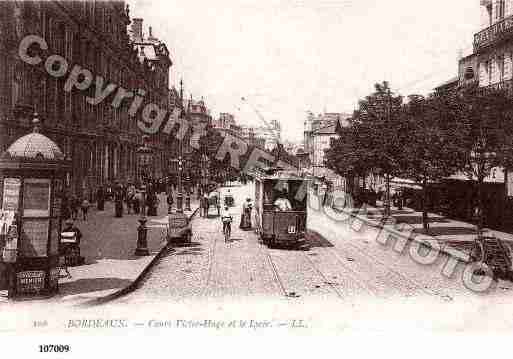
[1,0,513,356]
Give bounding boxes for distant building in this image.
[215,113,236,130]
[304,111,351,169]
[250,120,281,150]
[303,111,351,187]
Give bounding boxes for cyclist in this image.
[221,205,233,242]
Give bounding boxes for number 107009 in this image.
[38,345,70,353]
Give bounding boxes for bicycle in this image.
[222,216,232,243]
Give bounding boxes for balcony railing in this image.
[474,14,513,52]
[478,78,513,96]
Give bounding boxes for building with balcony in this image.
[457,1,513,92]
[429,0,513,230]
[0,1,173,198]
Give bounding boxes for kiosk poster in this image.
[19,219,48,257]
[2,224,18,263]
[2,178,20,211]
[16,270,45,294]
[23,179,50,217]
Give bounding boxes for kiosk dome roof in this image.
[5,118,64,161]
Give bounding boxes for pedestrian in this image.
[96,185,105,211]
[61,193,71,221]
[134,189,142,214]
[80,197,90,221]
[126,183,136,214]
[105,184,112,201]
[240,198,252,230]
[61,219,84,267]
[70,194,79,220]
[146,188,158,216]
[201,193,209,217]
[114,183,124,218]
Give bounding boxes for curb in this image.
[82,205,201,307]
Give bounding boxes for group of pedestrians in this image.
[60,179,164,223]
[61,194,91,222]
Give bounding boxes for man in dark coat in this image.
[114,183,124,218]
[96,185,105,211]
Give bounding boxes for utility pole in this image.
[176,79,184,212]
[384,86,392,218]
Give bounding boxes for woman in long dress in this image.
[240,198,252,230]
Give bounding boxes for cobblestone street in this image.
[112,183,513,310]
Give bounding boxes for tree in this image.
[401,94,461,231]
[325,121,373,195]
[452,86,513,237]
[352,81,405,217]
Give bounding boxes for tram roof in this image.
[253,167,309,182]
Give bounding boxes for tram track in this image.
[340,238,442,298]
[309,226,442,299]
[256,235,291,298]
[301,244,380,298]
[257,234,375,300]
[299,249,346,299]
[201,229,220,297]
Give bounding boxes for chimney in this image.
[131,18,143,42]
[148,26,158,42]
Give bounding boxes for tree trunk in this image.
[422,177,429,232]
[477,176,484,239]
[385,173,391,217]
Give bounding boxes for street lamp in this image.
[183,151,192,211]
[134,135,152,256]
[201,154,209,194]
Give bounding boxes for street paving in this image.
[55,192,198,304]
[113,183,509,307]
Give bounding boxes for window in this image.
[498,55,505,82]
[496,0,505,21]
[487,60,492,84]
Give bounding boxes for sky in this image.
[127,0,482,142]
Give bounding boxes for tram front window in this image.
[273,187,293,211]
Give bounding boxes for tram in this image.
[253,167,310,248]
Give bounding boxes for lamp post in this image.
[201,154,209,196]
[135,135,152,256]
[176,80,185,213]
[184,152,192,211]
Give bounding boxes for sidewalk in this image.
[334,199,513,256]
[56,192,199,305]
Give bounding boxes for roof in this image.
[254,171,306,182]
[136,44,157,61]
[434,76,459,91]
[313,124,337,135]
[4,120,64,161]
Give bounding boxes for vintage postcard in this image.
[1,0,513,356]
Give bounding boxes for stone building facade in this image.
[0,1,173,198]
[459,1,513,90]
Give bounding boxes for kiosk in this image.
[0,117,71,298]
